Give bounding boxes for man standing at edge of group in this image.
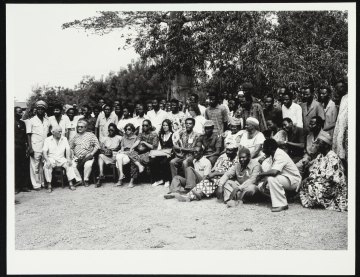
[15,107,31,194]
[205,92,228,134]
[147,98,169,133]
[256,139,301,212]
[26,100,51,190]
[318,86,338,137]
[300,85,325,132]
[281,89,303,128]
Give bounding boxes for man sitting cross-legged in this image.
[164,146,211,199]
[70,119,100,187]
[43,126,80,193]
[174,143,239,202]
[217,147,262,207]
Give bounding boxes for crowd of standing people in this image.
[14,80,348,212]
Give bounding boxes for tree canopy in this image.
[62,11,348,97]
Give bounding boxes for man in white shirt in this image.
[95,104,118,143]
[165,147,211,200]
[185,93,206,117]
[135,103,149,133]
[281,90,303,128]
[146,98,169,133]
[43,126,80,193]
[48,103,71,139]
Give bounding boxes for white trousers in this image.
[43,157,77,183]
[29,152,44,189]
[267,175,299,207]
[72,157,94,182]
[115,153,130,168]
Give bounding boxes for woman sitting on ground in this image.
[188,103,206,135]
[115,123,138,187]
[298,131,347,212]
[148,119,174,188]
[238,117,266,160]
[127,119,159,188]
[96,123,122,187]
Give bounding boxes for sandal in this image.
[46,186,52,193]
[114,179,123,187]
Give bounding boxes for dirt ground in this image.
[15,180,348,250]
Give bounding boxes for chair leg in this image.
[113,165,116,182]
[62,168,65,188]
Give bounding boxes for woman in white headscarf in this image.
[238,117,266,160]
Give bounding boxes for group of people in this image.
[14,79,348,212]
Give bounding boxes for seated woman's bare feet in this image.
[115,179,123,187]
[138,164,145,173]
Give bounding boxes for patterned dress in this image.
[186,154,239,200]
[299,150,347,212]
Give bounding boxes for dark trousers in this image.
[148,155,173,182]
[15,149,30,191]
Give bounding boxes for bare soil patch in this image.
[15,181,347,250]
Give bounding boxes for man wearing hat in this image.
[256,138,301,212]
[195,120,222,166]
[26,100,51,190]
[175,142,239,202]
[218,147,262,207]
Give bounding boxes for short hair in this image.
[77,118,88,126]
[282,117,293,124]
[301,85,314,94]
[103,104,112,110]
[82,104,92,112]
[336,79,348,91]
[311,116,325,128]
[14,106,22,112]
[170,98,179,105]
[282,90,293,99]
[264,94,275,102]
[244,93,253,104]
[143,119,152,128]
[185,117,196,125]
[66,108,75,114]
[189,103,201,116]
[278,86,289,94]
[263,138,279,151]
[124,123,136,132]
[190,93,199,102]
[53,103,63,110]
[151,98,160,103]
[93,105,101,111]
[208,92,219,99]
[318,86,331,93]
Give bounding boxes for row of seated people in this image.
[40,110,347,213]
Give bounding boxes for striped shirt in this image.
[204,104,229,133]
[70,132,100,159]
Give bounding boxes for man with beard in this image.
[15,107,31,194]
[263,94,283,129]
[300,85,325,131]
[295,116,324,174]
[48,103,71,140]
[219,147,262,207]
[205,92,229,134]
[279,117,306,163]
[26,100,51,190]
[95,104,117,143]
[256,139,301,212]
[318,86,338,137]
[174,143,239,202]
[281,90,303,128]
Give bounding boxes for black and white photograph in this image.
[7,3,355,275]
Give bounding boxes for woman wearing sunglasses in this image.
[148,119,174,187]
[115,123,137,187]
[95,123,122,187]
[127,119,159,188]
